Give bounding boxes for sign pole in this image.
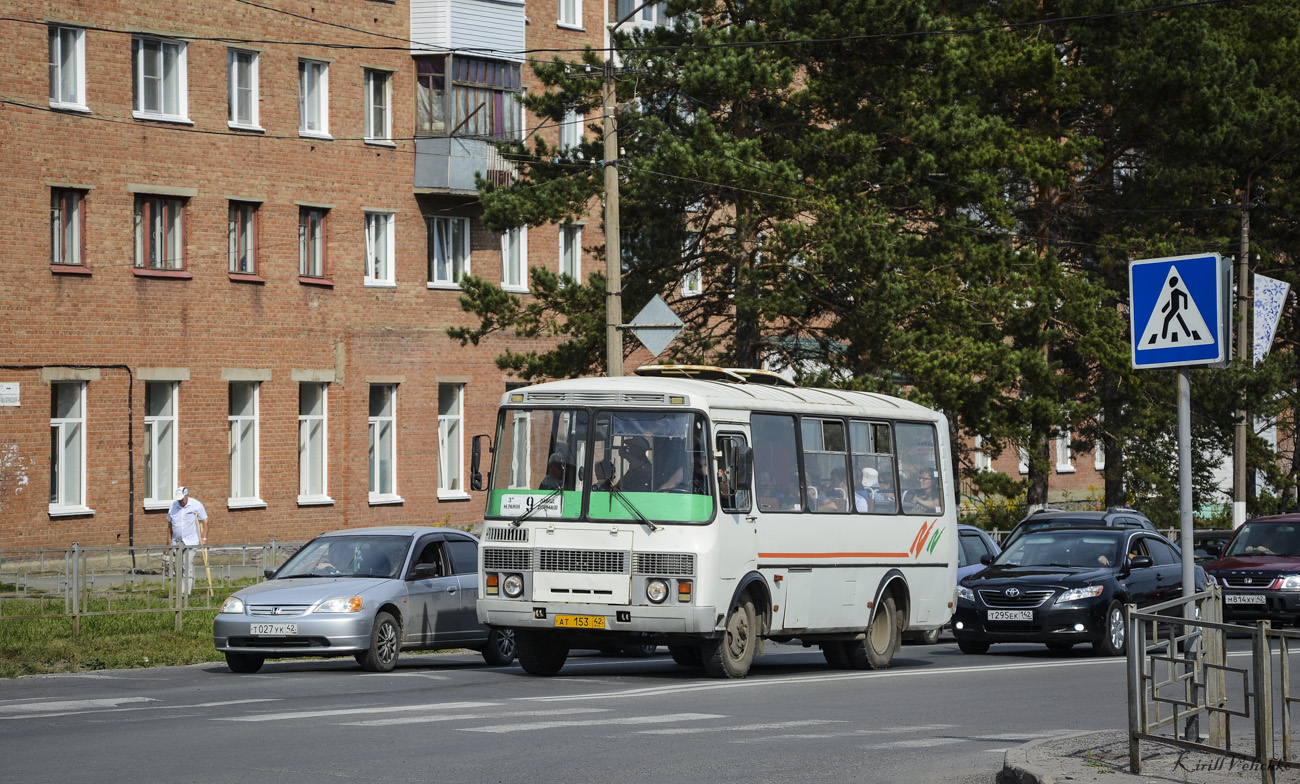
[1179,368,1195,598]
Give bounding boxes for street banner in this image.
[1253,273,1291,365]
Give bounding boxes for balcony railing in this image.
[414,137,516,193]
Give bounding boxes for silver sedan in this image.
[213,526,516,673]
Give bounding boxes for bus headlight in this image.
[503,574,525,598]
[646,579,669,604]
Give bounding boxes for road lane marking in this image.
[342,707,609,727]
[0,697,156,717]
[461,712,724,733]
[217,700,497,722]
[640,719,848,735]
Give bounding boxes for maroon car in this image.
[1203,514,1300,626]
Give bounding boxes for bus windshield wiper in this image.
[511,486,564,528]
[606,482,660,531]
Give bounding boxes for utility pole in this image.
[1233,192,1250,527]
[603,60,622,377]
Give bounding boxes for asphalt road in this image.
[0,635,1200,784]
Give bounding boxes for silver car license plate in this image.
[988,610,1033,621]
[250,623,298,635]
[1225,594,1266,605]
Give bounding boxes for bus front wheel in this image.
[516,630,569,676]
[702,593,757,678]
[848,595,900,670]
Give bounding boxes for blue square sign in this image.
[1130,253,1231,369]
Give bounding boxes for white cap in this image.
[861,468,879,487]
[174,486,189,501]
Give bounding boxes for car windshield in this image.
[1223,522,1300,558]
[277,535,409,579]
[995,531,1123,568]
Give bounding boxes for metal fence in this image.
[1127,585,1300,784]
[0,541,302,633]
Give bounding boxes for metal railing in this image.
[1127,586,1300,784]
[0,541,301,634]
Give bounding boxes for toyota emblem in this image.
[1005,587,1021,598]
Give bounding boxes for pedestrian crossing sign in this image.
[1130,252,1231,369]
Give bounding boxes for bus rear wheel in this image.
[516,630,569,676]
[702,592,757,679]
[847,596,900,670]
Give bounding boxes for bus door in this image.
[716,431,756,580]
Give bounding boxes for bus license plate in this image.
[1225,594,1267,605]
[988,610,1033,621]
[554,614,606,629]
[250,623,298,635]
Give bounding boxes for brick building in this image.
[0,0,608,549]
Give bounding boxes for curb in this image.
[999,729,1115,784]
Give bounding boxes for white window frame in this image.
[501,226,528,292]
[133,37,189,122]
[228,382,264,508]
[298,59,331,138]
[364,69,392,143]
[298,383,331,505]
[134,195,185,270]
[299,207,327,277]
[49,26,87,111]
[682,231,703,296]
[49,381,91,516]
[144,381,178,509]
[1017,446,1029,475]
[1055,429,1075,473]
[559,109,583,152]
[229,201,258,275]
[1094,439,1106,470]
[51,188,84,267]
[559,225,581,282]
[368,384,401,503]
[427,216,470,288]
[972,435,992,472]
[364,211,396,287]
[617,0,666,27]
[558,0,582,28]
[438,383,468,499]
[228,49,261,130]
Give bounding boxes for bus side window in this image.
[717,435,751,513]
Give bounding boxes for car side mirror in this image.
[1129,555,1154,569]
[263,567,278,580]
[470,434,492,491]
[1203,545,1222,558]
[980,553,995,565]
[411,563,441,580]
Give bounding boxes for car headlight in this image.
[1280,575,1300,591]
[503,574,525,598]
[315,595,363,613]
[220,596,245,614]
[646,579,669,604]
[1056,585,1104,604]
[957,585,974,603]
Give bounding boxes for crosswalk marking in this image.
[640,719,847,735]
[461,712,725,734]
[217,700,496,722]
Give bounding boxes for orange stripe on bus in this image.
[758,552,911,559]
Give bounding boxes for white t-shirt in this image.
[168,498,208,545]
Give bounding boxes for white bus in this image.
[472,366,958,678]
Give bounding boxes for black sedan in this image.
[953,526,1198,656]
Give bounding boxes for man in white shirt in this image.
[167,486,208,597]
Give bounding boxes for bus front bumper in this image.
[479,597,719,635]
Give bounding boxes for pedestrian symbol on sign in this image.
[1137,265,1213,350]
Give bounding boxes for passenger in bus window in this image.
[855,467,886,512]
[820,468,849,512]
[539,452,566,491]
[619,436,654,492]
[905,469,942,513]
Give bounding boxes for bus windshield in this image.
[486,407,713,524]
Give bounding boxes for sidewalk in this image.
[1001,729,1300,783]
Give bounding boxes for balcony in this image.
[413,137,516,194]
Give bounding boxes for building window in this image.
[298,383,329,502]
[228,49,259,129]
[1094,440,1106,470]
[133,37,187,121]
[438,384,464,495]
[972,435,992,472]
[49,381,87,513]
[299,207,327,278]
[134,195,185,270]
[415,55,522,139]
[144,381,177,505]
[228,382,260,504]
[559,109,583,150]
[617,0,666,25]
[368,385,398,500]
[299,60,330,136]
[364,212,395,286]
[51,189,85,267]
[364,69,391,142]
[682,231,702,296]
[48,27,86,110]
[428,216,470,286]
[1055,430,1074,473]
[501,226,527,290]
[228,201,258,274]
[560,225,581,282]
[559,0,582,27]
[1017,446,1029,475]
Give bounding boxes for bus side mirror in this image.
[470,434,492,491]
[734,445,753,495]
